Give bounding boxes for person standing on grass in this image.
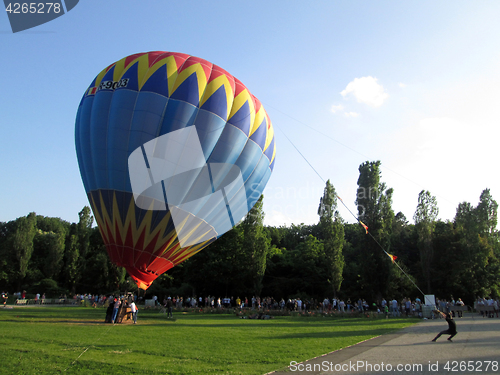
[456,298,464,318]
[112,298,121,323]
[391,298,399,317]
[405,298,412,316]
[166,297,173,318]
[2,291,7,306]
[130,301,138,324]
[105,299,114,323]
[432,311,457,342]
[339,299,345,313]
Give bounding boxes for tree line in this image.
[0,207,127,296]
[1,161,498,306]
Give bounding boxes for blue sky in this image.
[1,1,499,228]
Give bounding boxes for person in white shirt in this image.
[130,301,138,324]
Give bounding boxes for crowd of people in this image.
[150,294,500,319]
[475,297,500,318]
[151,295,428,317]
[104,294,139,324]
[3,288,499,320]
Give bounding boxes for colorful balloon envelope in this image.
[75,52,275,289]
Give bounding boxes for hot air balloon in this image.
[75,52,275,289]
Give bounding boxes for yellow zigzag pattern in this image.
[228,88,255,129]
[90,191,176,255]
[139,54,183,97]
[171,62,209,102]
[264,113,275,152]
[89,52,275,166]
[89,191,216,265]
[200,73,235,119]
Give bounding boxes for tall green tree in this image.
[64,231,80,293]
[355,161,394,298]
[12,212,37,289]
[241,195,271,296]
[317,180,344,296]
[64,207,93,294]
[391,213,419,268]
[413,190,439,293]
[33,229,66,279]
[0,221,17,287]
[76,207,93,260]
[476,189,500,296]
[453,190,500,300]
[476,189,498,235]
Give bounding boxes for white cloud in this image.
[264,210,297,227]
[398,82,407,88]
[331,104,359,118]
[344,111,359,118]
[341,76,389,107]
[331,104,344,113]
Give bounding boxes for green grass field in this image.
[0,307,416,374]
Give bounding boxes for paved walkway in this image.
[271,314,500,374]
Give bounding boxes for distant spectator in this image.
[405,298,412,316]
[391,299,399,317]
[455,298,464,318]
[105,299,114,323]
[166,297,173,318]
[130,301,138,324]
[112,298,121,323]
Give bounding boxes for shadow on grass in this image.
[266,328,401,340]
[131,317,416,329]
